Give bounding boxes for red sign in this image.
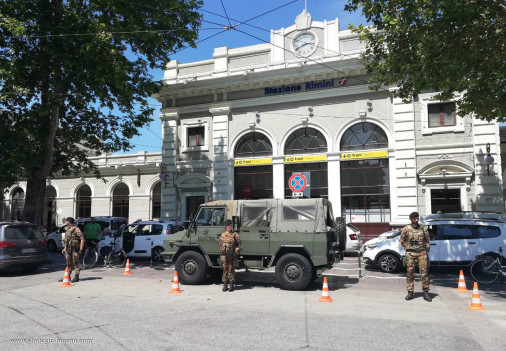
[288,173,307,192]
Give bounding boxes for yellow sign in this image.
[341,151,388,160]
[234,158,272,166]
[285,155,327,163]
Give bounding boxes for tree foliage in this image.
[0,0,202,223]
[345,0,505,121]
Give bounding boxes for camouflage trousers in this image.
[221,254,238,284]
[65,251,80,275]
[405,251,429,292]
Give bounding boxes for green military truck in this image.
[162,198,346,290]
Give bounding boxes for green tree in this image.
[345,0,505,121]
[0,0,202,224]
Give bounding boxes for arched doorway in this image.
[234,132,273,199]
[76,185,92,218]
[340,122,390,229]
[152,182,161,220]
[284,127,328,198]
[11,188,25,221]
[112,183,129,219]
[44,186,57,231]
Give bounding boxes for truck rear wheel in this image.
[335,217,347,252]
[175,251,208,285]
[275,253,313,290]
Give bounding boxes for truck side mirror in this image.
[232,216,240,232]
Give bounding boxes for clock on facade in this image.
[291,31,317,57]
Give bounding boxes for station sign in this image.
[285,155,327,164]
[234,158,272,167]
[341,151,388,160]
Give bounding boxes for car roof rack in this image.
[423,211,506,223]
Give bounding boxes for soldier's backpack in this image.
[220,233,237,255]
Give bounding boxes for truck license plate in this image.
[21,248,36,253]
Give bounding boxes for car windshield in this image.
[5,225,44,240]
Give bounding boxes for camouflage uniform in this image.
[400,224,430,292]
[63,226,84,276]
[219,231,241,285]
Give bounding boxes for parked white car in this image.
[46,225,68,252]
[362,212,506,273]
[345,223,362,252]
[115,220,183,261]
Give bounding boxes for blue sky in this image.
[119,0,368,154]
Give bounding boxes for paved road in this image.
[0,253,504,350]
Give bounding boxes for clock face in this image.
[292,32,317,57]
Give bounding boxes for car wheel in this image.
[22,264,40,273]
[152,247,164,262]
[378,253,400,273]
[275,253,313,290]
[175,251,208,285]
[47,240,57,252]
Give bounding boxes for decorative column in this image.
[210,107,232,200]
[272,156,285,199]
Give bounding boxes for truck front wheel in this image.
[175,251,208,285]
[275,253,313,290]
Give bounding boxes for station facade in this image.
[155,11,503,237]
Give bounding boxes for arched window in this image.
[340,122,388,151]
[152,182,161,220]
[285,127,327,155]
[11,188,25,221]
[235,132,273,157]
[76,185,91,218]
[112,183,129,219]
[44,186,57,231]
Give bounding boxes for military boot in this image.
[71,274,79,283]
[222,283,228,292]
[229,283,235,292]
[405,291,414,300]
[423,291,432,302]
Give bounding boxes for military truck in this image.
[162,198,346,290]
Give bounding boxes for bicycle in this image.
[470,247,506,285]
[82,236,127,269]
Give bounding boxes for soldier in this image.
[219,219,241,292]
[62,217,85,283]
[400,212,432,302]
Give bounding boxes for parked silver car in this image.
[0,222,48,272]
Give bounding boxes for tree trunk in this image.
[22,0,63,225]
[22,177,47,225]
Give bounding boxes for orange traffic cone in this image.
[319,277,333,302]
[468,282,486,310]
[169,271,182,294]
[60,267,73,288]
[456,270,469,292]
[122,259,132,275]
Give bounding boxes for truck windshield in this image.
[195,207,225,226]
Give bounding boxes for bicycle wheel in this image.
[470,259,500,284]
[82,249,98,269]
[107,250,127,268]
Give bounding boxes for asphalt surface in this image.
[0,252,505,350]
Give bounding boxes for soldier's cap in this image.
[409,212,419,218]
[66,217,75,224]
[224,219,233,226]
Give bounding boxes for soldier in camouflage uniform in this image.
[62,217,85,283]
[400,212,432,302]
[219,219,241,292]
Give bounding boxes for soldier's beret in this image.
[409,212,419,218]
[224,219,232,226]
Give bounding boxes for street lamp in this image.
[158,163,177,187]
[484,143,494,176]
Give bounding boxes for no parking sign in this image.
[288,173,308,192]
